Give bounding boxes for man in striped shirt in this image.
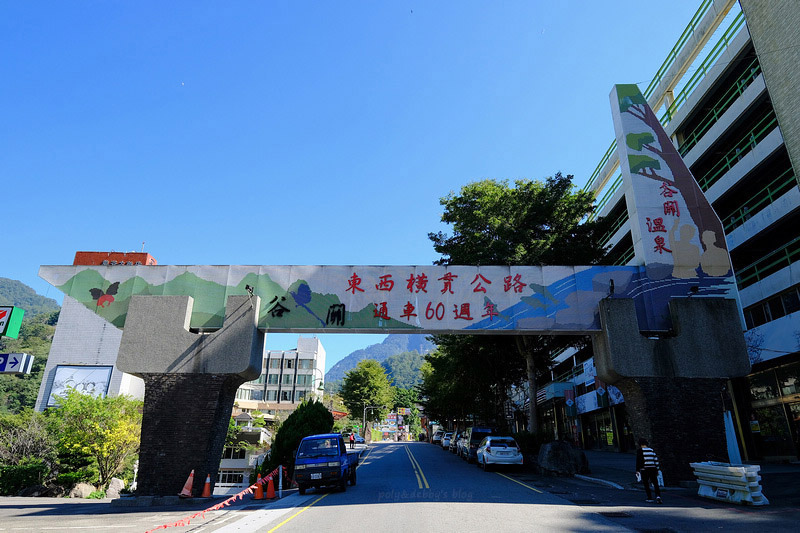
[636,438,663,503]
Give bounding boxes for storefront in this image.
[743,357,800,460]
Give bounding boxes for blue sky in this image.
[2,1,704,371]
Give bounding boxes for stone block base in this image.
[615,377,728,483]
[136,373,245,496]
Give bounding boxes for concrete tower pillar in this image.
[117,295,262,496]
[593,298,749,482]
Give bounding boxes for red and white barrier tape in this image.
[145,466,288,533]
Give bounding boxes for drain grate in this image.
[600,511,632,518]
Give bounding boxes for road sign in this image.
[0,307,25,339]
[0,353,34,374]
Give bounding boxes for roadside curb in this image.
[574,474,625,490]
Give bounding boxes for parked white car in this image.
[441,432,453,449]
[476,436,523,471]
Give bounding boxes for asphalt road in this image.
[2,442,799,532]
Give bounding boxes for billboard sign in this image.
[0,306,25,339]
[47,365,113,407]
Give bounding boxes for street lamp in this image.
[363,404,381,440]
[310,368,325,400]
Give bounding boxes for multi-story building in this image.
[538,0,800,461]
[215,412,271,496]
[233,337,327,421]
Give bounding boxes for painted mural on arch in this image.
[38,263,735,334]
[611,84,734,282]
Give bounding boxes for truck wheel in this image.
[298,485,306,495]
[349,468,357,486]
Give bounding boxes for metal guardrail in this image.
[696,111,777,191]
[662,11,746,126]
[590,173,623,221]
[722,167,796,233]
[678,58,761,156]
[613,244,635,266]
[643,0,715,100]
[736,234,800,289]
[598,208,630,247]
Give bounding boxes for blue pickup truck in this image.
[293,433,359,494]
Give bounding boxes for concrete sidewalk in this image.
[581,449,800,507]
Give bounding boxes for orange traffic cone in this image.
[266,475,276,499]
[254,474,264,500]
[179,470,194,498]
[201,474,212,498]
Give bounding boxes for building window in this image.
[267,374,279,385]
[776,361,800,396]
[217,470,245,484]
[281,390,291,402]
[251,389,264,401]
[296,374,312,386]
[235,389,250,401]
[266,390,278,401]
[749,370,780,401]
[298,359,313,369]
[296,390,307,401]
[282,374,293,385]
[285,359,295,369]
[221,447,246,460]
[269,359,281,369]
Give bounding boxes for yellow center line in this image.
[404,445,430,489]
[495,471,543,493]
[404,446,424,488]
[267,492,330,532]
[356,445,373,468]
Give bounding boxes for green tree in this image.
[419,335,526,428]
[0,409,57,467]
[428,174,610,431]
[263,399,333,475]
[340,359,394,433]
[49,390,142,488]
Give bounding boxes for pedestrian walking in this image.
[349,432,355,449]
[636,438,662,504]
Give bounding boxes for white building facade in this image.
[539,0,800,461]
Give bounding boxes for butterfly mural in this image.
[90,282,120,308]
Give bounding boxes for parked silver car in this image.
[476,436,523,471]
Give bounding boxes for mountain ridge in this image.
[0,277,60,316]
[325,334,434,382]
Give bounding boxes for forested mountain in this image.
[0,278,59,413]
[0,278,60,316]
[325,334,434,382]
[381,350,426,389]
